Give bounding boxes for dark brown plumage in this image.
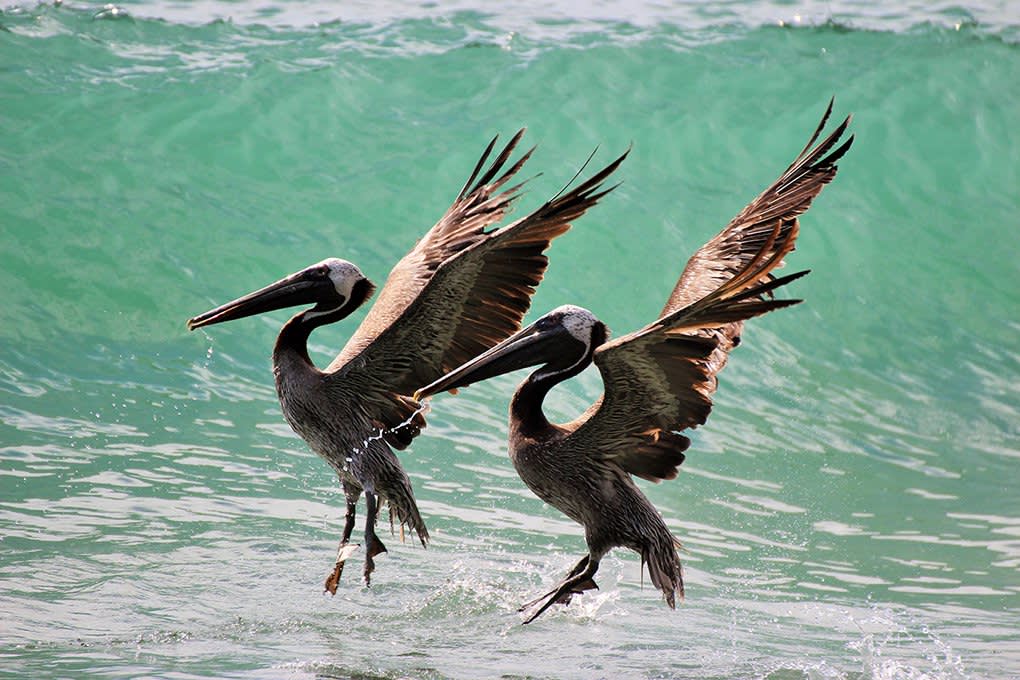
[416,103,852,623]
[186,132,627,591]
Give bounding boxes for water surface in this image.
[2,1,1018,678]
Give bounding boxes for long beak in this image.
[415,322,558,400]
[187,272,326,330]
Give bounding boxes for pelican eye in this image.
[536,315,559,331]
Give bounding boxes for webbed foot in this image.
[324,543,360,594]
[363,535,388,586]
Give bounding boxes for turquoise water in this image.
[2,2,1019,678]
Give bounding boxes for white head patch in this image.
[318,258,364,299]
[549,304,598,343]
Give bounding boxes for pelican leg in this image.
[324,482,361,594]
[518,555,591,610]
[362,491,388,586]
[520,556,601,624]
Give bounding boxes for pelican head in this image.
[415,304,605,399]
[187,258,375,330]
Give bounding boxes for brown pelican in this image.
[187,131,627,591]
[415,103,853,623]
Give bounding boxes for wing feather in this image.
[573,101,853,474]
[567,114,845,481]
[664,99,853,314]
[333,140,628,433]
[332,130,533,370]
[572,257,808,482]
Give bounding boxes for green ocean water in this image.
[2,2,1019,678]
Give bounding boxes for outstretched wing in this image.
[569,226,807,482]
[655,101,852,415]
[331,135,627,446]
[663,99,853,314]
[577,100,853,474]
[569,101,853,482]
[332,130,533,370]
